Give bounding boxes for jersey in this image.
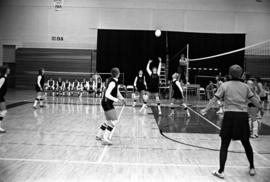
[102,77,118,103]
[148,73,159,93]
[136,76,146,91]
[0,76,8,98]
[172,80,183,99]
[48,80,54,87]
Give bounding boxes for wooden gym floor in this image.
[0,89,270,182]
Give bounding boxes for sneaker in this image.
[102,138,112,145]
[249,168,256,176]
[212,170,224,179]
[96,135,103,141]
[186,110,190,117]
[0,128,6,133]
[33,106,38,109]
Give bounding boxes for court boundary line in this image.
[187,106,270,162]
[1,157,270,169]
[97,105,125,163]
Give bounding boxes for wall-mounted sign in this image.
[54,0,64,11]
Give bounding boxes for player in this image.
[215,75,224,114]
[177,54,188,84]
[247,78,261,138]
[46,77,55,96]
[71,79,81,96]
[0,66,10,133]
[63,79,71,96]
[140,57,162,115]
[80,78,89,97]
[33,68,45,109]
[168,73,190,117]
[132,70,147,107]
[201,65,262,179]
[206,80,216,100]
[56,77,64,96]
[96,68,125,145]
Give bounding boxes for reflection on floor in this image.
[152,106,270,135]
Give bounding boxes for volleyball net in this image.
[170,39,270,105]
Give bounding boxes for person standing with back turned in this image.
[200,65,262,179]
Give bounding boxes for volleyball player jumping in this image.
[140,58,162,115]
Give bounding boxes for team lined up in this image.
[44,76,104,97]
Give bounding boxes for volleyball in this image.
[155,29,161,37]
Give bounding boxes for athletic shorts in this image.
[35,85,42,92]
[220,112,250,140]
[101,99,114,112]
[172,92,184,100]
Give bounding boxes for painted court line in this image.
[97,105,125,163]
[188,106,270,162]
[1,157,270,169]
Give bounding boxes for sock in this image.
[104,125,114,140]
[97,122,107,137]
[40,99,43,106]
[253,120,258,136]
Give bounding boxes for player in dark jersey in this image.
[132,70,147,107]
[96,68,125,145]
[56,77,64,96]
[46,77,55,96]
[63,79,71,96]
[71,79,81,96]
[33,68,45,109]
[140,57,162,115]
[169,73,190,117]
[79,78,89,97]
[0,66,10,133]
[88,77,94,94]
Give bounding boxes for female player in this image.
[33,68,45,109]
[132,70,147,107]
[140,58,162,115]
[177,54,188,84]
[247,78,260,138]
[0,66,10,133]
[96,68,125,145]
[201,65,262,179]
[56,77,64,96]
[255,77,266,118]
[169,73,190,117]
[63,79,71,96]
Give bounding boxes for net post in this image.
[186,44,189,104]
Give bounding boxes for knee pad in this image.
[143,94,149,101]
[131,93,136,100]
[155,96,160,103]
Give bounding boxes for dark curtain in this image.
[97,29,245,85]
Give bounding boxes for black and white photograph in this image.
[0,0,270,181]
